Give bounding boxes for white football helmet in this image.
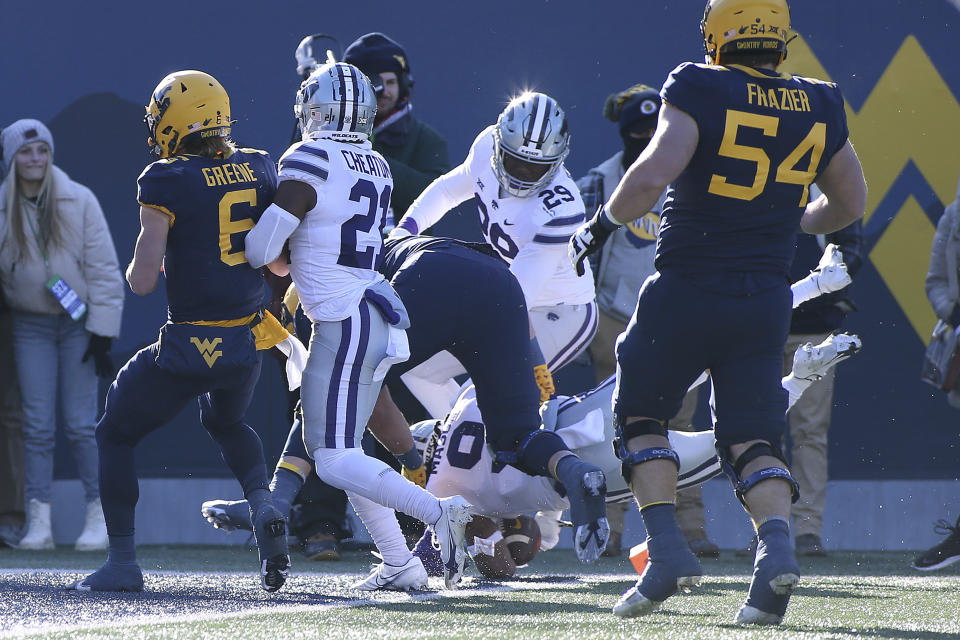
[294,62,376,142]
[294,34,341,78]
[492,92,570,197]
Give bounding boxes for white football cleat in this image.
[433,496,473,589]
[812,243,852,293]
[352,556,428,591]
[792,333,862,381]
[817,243,844,270]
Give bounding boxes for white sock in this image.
[313,447,442,524]
[781,373,811,411]
[347,491,411,566]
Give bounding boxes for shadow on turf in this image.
[715,621,960,640]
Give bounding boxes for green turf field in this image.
[1,546,958,639]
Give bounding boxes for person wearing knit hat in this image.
[575,84,720,560]
[0,118,124,554]
[341,32,450,220]
[1,120,55,177]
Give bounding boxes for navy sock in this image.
[640,503,683,539]
[757,518,791,549]
[555,454,586,488]
[107,533,137,564]
[268,467,304,517]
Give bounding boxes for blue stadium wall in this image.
[5,0,958,481]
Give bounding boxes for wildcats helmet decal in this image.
[493,92,570,197]
[295,62,376,143]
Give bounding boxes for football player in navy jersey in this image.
[569,0,867,625]
[68,71,290,594]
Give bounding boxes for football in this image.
[501,515,542,566]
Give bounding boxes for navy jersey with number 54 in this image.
[656,62,848,284]
[137,149,279,322]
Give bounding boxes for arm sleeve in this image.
[926,202,959,321]
[80,189,125,337]
[395,160,475,235]
[509,241,566,309]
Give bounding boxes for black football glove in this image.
[82,334,115,379]
[568,205,622,276]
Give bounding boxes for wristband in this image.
[598,204,623,231]
[394,446,423,470]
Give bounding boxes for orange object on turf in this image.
[629,541,649,575]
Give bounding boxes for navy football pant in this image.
[387,247,545,455]
[95,342,268,537]
[614,270,791,448]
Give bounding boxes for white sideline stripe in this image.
[3,569,536,639]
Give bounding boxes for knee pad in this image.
[612,414,668,456]
[494,429,567,478]
[612,415,675,483]
[616,446,680,485]
[717,442,800,508]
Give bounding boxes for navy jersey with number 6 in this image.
[137,148,278,322]
[656,63,848,282]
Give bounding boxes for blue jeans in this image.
[12,312,99,503]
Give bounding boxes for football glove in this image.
[402,464,427,488]
[533,364,556,403]
[568,205,622,276]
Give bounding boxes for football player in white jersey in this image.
[389,92,597,417]
[417,330,860,578]
[244,62,472,591]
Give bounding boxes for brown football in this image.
[501,515,541,566]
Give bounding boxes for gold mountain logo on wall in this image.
[784,35,960,343]
[190,337,223,368]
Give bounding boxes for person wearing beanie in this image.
[575,84,720,560]
[0,118,124,552]
[343,32,450,220]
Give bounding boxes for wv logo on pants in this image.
[190,337,223,368]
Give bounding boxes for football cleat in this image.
[67,561,144,593]
[353,556,429,591]
[412,529,444,577]
[433,496,473,589]
[811,243,852,294]
[792,333,862,382]
[734,519,800,626]
[201,499,253,532]
[559,462,610,563]
[613,534,702,618]
[251,504,290,593]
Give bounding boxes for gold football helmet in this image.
[700,0,792,66]
[144,70,231,158]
